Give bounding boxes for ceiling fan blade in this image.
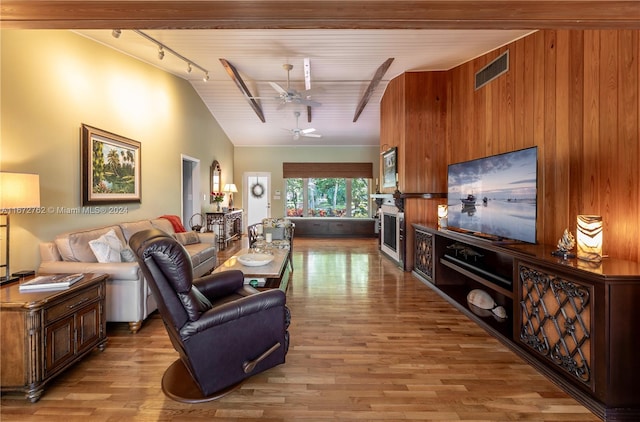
[301,128,316,134]
[302,133,322,138]
[296,98,322,107]
[269,81,289,95]
[304,57,311,91]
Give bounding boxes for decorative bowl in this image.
[237,253,274,267]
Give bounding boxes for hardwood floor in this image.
[1,237,598,421]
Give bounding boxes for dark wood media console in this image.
[412,223,640,421]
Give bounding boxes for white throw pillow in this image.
[120,247,137,262]
[88,229,124,263]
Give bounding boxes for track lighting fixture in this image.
[113,30,210,82]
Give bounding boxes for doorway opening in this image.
[181,155,201,230]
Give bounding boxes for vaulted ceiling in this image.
[3,1,637,147]
[74,28,532,147]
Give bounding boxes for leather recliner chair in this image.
[129,229,290,402]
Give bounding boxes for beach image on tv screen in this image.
[447,147,537,243]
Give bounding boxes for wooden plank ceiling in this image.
[2,1,638,147]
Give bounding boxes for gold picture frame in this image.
[81,124,141,205]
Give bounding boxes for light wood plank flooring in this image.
[1,237,598,421]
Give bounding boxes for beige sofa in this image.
[38,217,217,333]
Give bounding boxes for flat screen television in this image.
[446,146,538,244]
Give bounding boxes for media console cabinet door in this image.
[518,263,594,390]
[414,229,434,282]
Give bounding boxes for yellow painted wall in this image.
[233,146,380,217]
[1,30,234,272]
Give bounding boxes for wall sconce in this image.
[0,172,41,284]
[438,204,448,228]
[223,183,238,210]
[577,215,603,262]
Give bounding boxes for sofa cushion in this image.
[183,243,216,268]
[151,218,175,235]
[119,220,154,242]
[55,225,125,262]
[88,228,124,263]
[40,242,62,262]
[175,231,200,246]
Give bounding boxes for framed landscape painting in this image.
[81,124,141,205]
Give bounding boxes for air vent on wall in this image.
[475,50,509,90]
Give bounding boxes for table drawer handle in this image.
[67,297,90,309]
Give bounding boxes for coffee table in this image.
[212,248,290,292]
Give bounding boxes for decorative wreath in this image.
[251,182,265,199]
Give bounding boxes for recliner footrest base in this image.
[161,359,243,403]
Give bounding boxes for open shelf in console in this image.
[412,224,517,341]
[441,254,513,298]
[420,228,516,340]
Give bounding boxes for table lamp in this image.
[0,172,40,284]
[576,215,603,262]
[223,183,238,210]
[437,204,448,228]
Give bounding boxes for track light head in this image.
[112,29,121,39]
[131,30,210,83]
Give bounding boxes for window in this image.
[286,178,370,218]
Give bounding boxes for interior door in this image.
[244,172,270,228]
[181,155,201,230]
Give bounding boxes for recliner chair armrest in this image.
[193,269,244,298]
[179,289,286,338]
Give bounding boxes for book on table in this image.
[18,273,85,292]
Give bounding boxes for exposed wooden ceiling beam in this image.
[353,58,394,123]
[219,59,266,123]
[2,1,639,30]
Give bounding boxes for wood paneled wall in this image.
[382,29,640,266]
[380,72,449,270]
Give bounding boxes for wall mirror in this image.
[210,160,221,203]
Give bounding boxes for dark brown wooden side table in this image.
[0,273,108,402]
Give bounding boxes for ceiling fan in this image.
[263,61,321,108]
[287,111,322,140]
